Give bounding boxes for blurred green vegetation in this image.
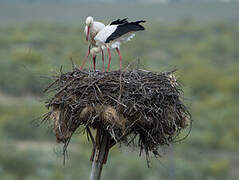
[0,20,239,180]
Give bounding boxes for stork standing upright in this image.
[80,16,105,71]
[94,18,146,71]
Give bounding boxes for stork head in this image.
[85,16,94,41]
[86,16,94,25]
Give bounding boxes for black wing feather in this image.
[106,20,146,43]
[110,18,128,25]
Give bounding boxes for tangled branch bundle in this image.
[44,68,190,162]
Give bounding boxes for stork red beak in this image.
[86,26,90,41]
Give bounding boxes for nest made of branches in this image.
[44,68,191,159]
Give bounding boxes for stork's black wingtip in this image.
[135,20,146,24]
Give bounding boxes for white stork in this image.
[80,16,105,71]
[94,18,146,71]
[89,46,104,72]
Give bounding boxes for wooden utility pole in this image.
[89,132,109,180]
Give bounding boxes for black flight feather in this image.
[110,18,128,25]
[106,20,146,43]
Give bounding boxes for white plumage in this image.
[110,33,135,48]
[84,21,105,35]
[81,16,146,72]
[80,16,106,71]
[94,25,118,46]
[84,21,105,44]
[93,19,145,71]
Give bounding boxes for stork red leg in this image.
[116,48,122,71]
[80,44,91,70]
[106,48,111,72]
[101,50,105,72]
[93,55,96,72]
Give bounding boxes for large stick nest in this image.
[44,68,191,158]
